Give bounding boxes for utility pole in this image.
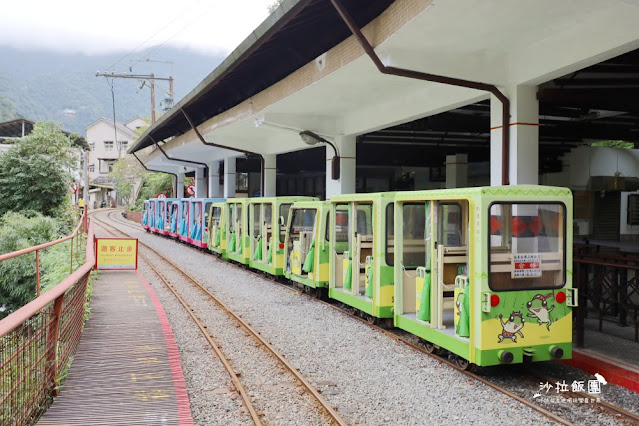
[95,72,174,124]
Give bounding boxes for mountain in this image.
[0,46,225,134]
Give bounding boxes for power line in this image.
[105,0,203,71]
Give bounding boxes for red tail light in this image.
[490,294,500,307]
[555,291,566,304]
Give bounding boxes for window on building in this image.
[89,164,95,173]
[628,194,639,226]
[104,141,114,151]
[108,163,114,173]
[117,140,128,150]
[89,142,95,151]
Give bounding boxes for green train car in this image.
[393,185,575,369]
[284,201,331,292]
[206,201,228,259]
[328,193,396,321]
[248,197,316,275]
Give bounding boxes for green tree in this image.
[0,212,61,317]
[591,140,635,149]
[110,155,146,208]
[0,121,79,216]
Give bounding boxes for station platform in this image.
[563,319,639,394]
[38,268,193,425]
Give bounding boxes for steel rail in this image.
[94,212,346,426]
[91,212,263,425]
[110,209,577,424]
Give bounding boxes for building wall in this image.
[86,120,134,181]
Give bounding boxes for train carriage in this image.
[226,199,250,264]
[393,185,575,369]
[206,201,227,258]
[284,201,331,291]
[141,200,150,231]
[156,198,178,236]
[328,193,396,321]
[249,197,316,276]
[187,198,225,248]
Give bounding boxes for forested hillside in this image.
[0,46,224,133]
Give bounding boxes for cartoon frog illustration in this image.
[498,312,525,343]
[526,293,555,331]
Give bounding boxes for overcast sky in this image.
[0,0,276,57]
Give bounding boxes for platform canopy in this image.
[129,0,639,176]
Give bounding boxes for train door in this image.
[279,203,292,250]
[263,203,272,264]
[142,201,149,226]
[353,202,374,298]
[192,201,203,241]
[156,200,163,230]
[333,203,351,291]
[433,200,469,331]
[148,201,156,228]
[234,203,243,254]
[179,200,189,237]
[288,208,318,276]
[169,202,179,233]
[252,203,262,261]
[209,205,222,248]
[397,202,429,323]
[203,201,213,244]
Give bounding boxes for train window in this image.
[280,204,292,225]
[488,203,566,291]
[325,211,330,242]
[264,204,272,225]
[400,203,428,269]
[385,204,394,266]
[334,204,350,254]
[253,204,261,237]
[355,203,373,236]
[438,203,463,247]
[204,202,212,225]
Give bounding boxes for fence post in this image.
[36,249,41,297]
[619,268,628,327]
[70,236,74,275]
[47,295,64,397]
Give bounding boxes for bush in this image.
[0,212,62,317]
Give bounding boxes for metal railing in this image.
[0,213,95,426]
[574,244,639,346]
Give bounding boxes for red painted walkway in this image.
[38,269,193,425]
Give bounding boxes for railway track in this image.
[102,210,638,425]
[91,211,346,426]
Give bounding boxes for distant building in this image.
[86,117,147,209]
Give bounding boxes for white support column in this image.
[263,154,276,197]
[176,173,185,198]
[490,85,539,186]
[208,162,221,198]
[445,153,468,189]
[326,134,356,200]
[224,157,236,198]
[195,167,206,198]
